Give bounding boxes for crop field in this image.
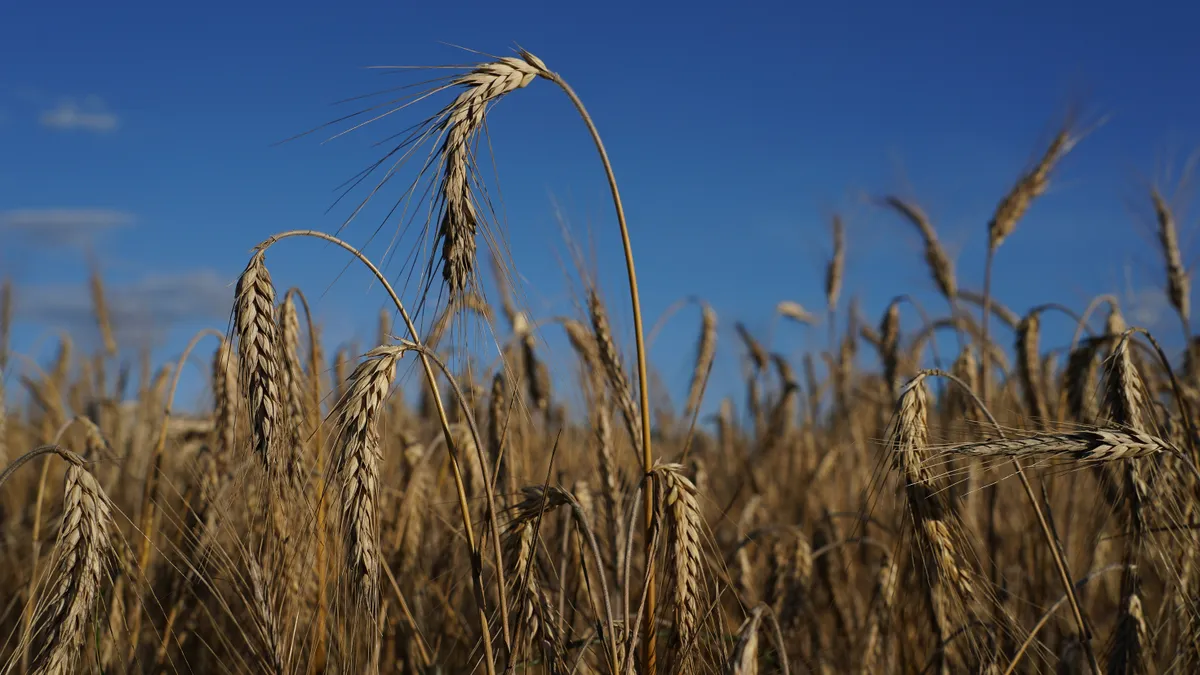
[2,49,1198,675]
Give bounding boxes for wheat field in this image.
[1,48,1198,675]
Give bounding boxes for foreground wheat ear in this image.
[342,47,662,673]
[0,445,114,675]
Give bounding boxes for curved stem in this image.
[256,229,508,669]
[542,71,657,675]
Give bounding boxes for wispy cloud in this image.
[13,269,233,346]
[1,208,135,248]
[38,96,118,133]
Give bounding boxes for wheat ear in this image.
[233,249,283,477]
[332,345,404,615]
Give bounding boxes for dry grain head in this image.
[776,300,818,326]
[233,249,283,477]
[988,124,1078,250]
[333,344,405,614]
[27,462,114,675]
[826,215,845,312]
[434,54,546,297]
[883,196,957,299]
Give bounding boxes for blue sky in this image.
[3,0,1200,418]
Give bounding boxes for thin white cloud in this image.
[1,208,134,247]
[39,96,118,133]
[13,269,233,346]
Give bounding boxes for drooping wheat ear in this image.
[651,462,703,669]
[684,304,717,424]
[277,294,308,490]
[1152,188,1191,331]
[332,345,404,615]
[888,375,973,660]
[1016,310,1048,427]
[776,300,819,328]
[988,125,1078,251]
[88,265,117,358]
[879,300,901,397]
[1065,337,1104,423]
[882,196,957,300]
[588,289,641,450]
[826,215,845,313]
[433,53,545,297]
[26,461,113,675]
[0,277,10,371]
[859,552,899,674]
[233,248,283,478]
[725,605,764,675]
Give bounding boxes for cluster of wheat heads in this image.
[4,48,1200,675]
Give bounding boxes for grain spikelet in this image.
[26,462,113,675]
[1016,310,1048,427]
[1065,337,1104,423]
[883,196,957,299]
[684,304,717,423]
[233,249,283,477]
[332,345,404,614]
[988,124,1078,250]
[826,215,845,312]
[433,54,545,297]
[776,301,818,326]
[940,429,1175,462]
[736,322,769,372]
[588,289,641,450]
[652,462,703,669]
[88,264,117,358]
[0,277,10,371]
[888,375,974,663]
[1152,188,1190,327]
[277,295,308,489]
